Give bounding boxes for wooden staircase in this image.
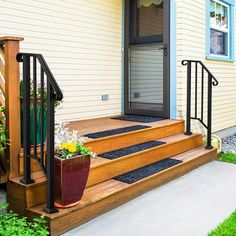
[8,118,217,236]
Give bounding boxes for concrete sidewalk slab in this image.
[63,161,236,236]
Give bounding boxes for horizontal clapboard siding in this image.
[0,0,122,121]
[176,0,236,133]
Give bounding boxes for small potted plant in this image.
[54,121,96,208]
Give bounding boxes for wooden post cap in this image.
[0,36,24,43]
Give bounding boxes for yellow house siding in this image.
[0,0,122,121]
[176,0,236,133]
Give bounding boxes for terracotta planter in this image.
[54,155,90,208]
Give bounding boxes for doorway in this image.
[124,0,170,117]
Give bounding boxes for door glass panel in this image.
[136,0,164,37]
[129,44,164,112]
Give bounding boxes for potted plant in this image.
[54,121,96,208]
[20,81,62,145]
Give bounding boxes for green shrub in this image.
[0,203,49,236]
[208,210,236,236]
[218,152,236,164]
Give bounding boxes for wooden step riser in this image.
[28,149,217,236]
[19,121,184,175]
[8,179,46,210]
[10,134,203,210]
[87,134,203,187]
[84,121,184,154]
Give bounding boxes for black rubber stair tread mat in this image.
[112,115,165,123]
[100,140,166,160]
[114,158,183,184]
[84,125,150,139]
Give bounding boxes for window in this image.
[207,0,234,61]
[130,0,164,44]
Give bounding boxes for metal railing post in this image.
[206,74,213,149]
[185,61,192,135]
[44,83,58,214]
[20,55,34,184]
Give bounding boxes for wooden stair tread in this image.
[85,120,184,152]
[90,133,202,168]
[68,116,182,139]
[28,147,216,220]
[174,146,214,161]
[29,179,129,219]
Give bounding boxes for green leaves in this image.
[208,210,236,236]
[0,203,49,236]
[76,143,90,156]
[218,152,236,164]
[0,106,9,174]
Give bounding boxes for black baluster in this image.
[195,62,198,118]
[40,67,44,166]
[185,61,192,135]
[33,57,37,161]
[201,67,204,122]
[21,55,34,184]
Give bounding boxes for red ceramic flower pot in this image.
[54,155,90,208]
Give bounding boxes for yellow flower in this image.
[61,142,76,153]
[61,143,68,149]
[67,142,76,153]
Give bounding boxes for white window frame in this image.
[210,0,230,59]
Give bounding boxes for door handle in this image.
[163,44,168,57]
[157,45,168,56]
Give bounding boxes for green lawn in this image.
[208,211,236,236]
[218,152,236,164]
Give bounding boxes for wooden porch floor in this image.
[67,115,179,138]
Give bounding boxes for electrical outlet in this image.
[101,94,109,101]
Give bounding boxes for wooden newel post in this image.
[0,36,24,179]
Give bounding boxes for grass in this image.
[208,210,236,236]
[218,152,236,164]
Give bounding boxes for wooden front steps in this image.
[18,119,184,174]
[8,118,217,235]
[27,147,216,236]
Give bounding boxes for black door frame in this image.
[124,0,170,118]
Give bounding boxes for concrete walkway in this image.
[63,161,236,236]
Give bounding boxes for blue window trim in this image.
[206,0,235,62]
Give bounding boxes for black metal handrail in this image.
[17,53,63,214]
[182,60,218,149]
